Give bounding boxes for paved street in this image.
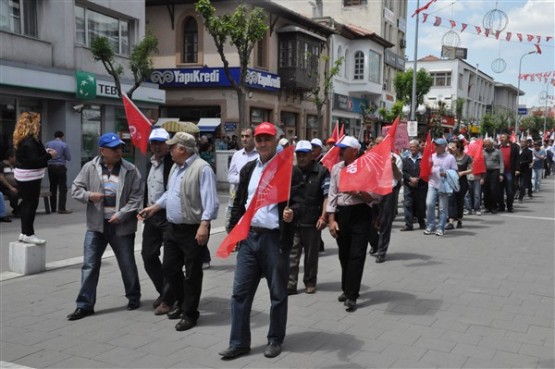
[1,180,554,368]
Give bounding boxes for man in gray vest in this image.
[139,132,219,331]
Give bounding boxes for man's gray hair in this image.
[409,139,419,146]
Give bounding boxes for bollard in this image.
[9,241,46,275]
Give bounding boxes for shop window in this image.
[354,51,364,80]
[250,108,271,124]
[75,5,132,55]
[0,0,37,37]
[81,106,102,167]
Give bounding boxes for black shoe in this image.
[507,208,514,213]
[344,299,357,312]
[175,317,196,331]
[287,288,298,296]
[445,223,454,230]
[400,226,413,231]
[0,216,12,222]
[264,343,282,358]
[419,223,426,230]
[127,301,141,310]
[491,209,498,214]
[67,308,95,321]
[219,346,251,360]
[375,255,385,263]
[167,306,183,320]
[153,295,163,309]
[369,248,377,255]
[456,220,462,229]
[337,293,347,302]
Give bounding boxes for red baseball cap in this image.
[254,122,277,137]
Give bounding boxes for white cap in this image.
[295,140,312,153]
[335,136,361,150]
[279,138,289,146]
[310,138,323,148]
[149,128,170,142]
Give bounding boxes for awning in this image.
[197,118,221,132]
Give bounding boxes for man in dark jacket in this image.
[288,140,329,295]
[219,122,304,360]
[401,139,427,230]
[498,133,520,212]
[141,128,175,315]
[517,139,533,201]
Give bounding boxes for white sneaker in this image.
[435,230,444,236]
[18,233,24,241]
[476,211,481,216]
[21,234,46,245]
[202,262,211,270]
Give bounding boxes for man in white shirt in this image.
[225,127,258,232]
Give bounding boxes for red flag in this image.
[506,32,512,41]
[216,146,295,258]
[422,13,429,23]
[461,23,467,32]
[339,124,345,138]
[475,26,482,35]
[495,31,501,39]
[449,20,456,28]
[320,135,345,172]
[121,93,151,154]
[412,0,437,17]
[535,44,542,55]
[547,36,553,43]
[517,33,523,42]
[527,34,534,42]
[510,132,516,143]
[484,28,491,37]
[536,35,541,43]
[338,135,393,196]
[433,16,441,26]
[331,121,339,141]
[419,132,434,182]
[467,139,486,175]
[386,116,400,152]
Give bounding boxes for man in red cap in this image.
[219,122,304,360]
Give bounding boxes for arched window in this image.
[354,51,364,80]
[183,17,198,63]
[344,48,349,78]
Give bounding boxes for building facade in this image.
[0,0,164,181]
[145,0,334,142]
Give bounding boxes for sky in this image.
[406,0,555,109]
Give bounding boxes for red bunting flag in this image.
[338,135,393,195]
[320,135,345,172]
[419,131,434,182]
[547,36,553,43]
[536,35,541,43]
[485,28,491,37]
[467,139,486,175]
[535,44,542,54]
[121,93,151,154]
[433,16,441,26]
[449,20,456,28]
[506,32,512,41]
[422,13,429,23]
[475,26,482,35]
[412,0,437,17]
[461,23,467,32]
[517,33,523,41]
[527,34,534,42]
[216,146,295,258]
[495,31,501,39]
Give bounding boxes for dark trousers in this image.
[141,211,174,305]
[373,189,397,257]
[518,171,533,199]
[483,169,500,211]
[16,179,41,236]
[335,204,373,300]
[403,185,427,229]
[163,222,204,322]
[498,172,515,211]
[289,226,321,290]
[48,165,68,212]
[448,179,469,220]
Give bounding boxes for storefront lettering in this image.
[173,69,220,84]
[98,83,118,96]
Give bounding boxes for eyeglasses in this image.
[241,135,251,138]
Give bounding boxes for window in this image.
[0,0,37,37]
[343,0,367,6]
[183,17,198,63]
[75,5,132,55]
[368,50,381,83]
[278,38,319,69]
[431,72,452,87]
[353,51,364,80]
[254,32,268,69]
[344,49,349,78]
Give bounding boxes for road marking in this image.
[499,214,555,221]
[0,226,228,282]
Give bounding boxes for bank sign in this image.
[149,67,281,92]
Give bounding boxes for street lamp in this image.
[402,104,411,118]
[516,50,537,131]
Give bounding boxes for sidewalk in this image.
[1,181,554,368]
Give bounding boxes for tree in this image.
[306,56,344,137]
[90,30,158,99]
[196,0,268,130]
[393,68,433,105]
[378,101,403,123]
[480,113,496,137]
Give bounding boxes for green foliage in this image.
[480,114,497,137]
[393,68,432,104]
[308,56,344,127]
[90,30,159,99]
[520,115,555,135]
[378,101,403,123]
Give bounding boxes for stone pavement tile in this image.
[413,336,456,353]
[47,356,108,368]
[440,330,482,345]
[391,357,440,368]
[349,350,398,368]
[431,316,470,333]
[167,346,246,368]
[504,325,554,346]
[2,329,52,346]
[519,343,555,363]
[420,349,468,368]
[380,342,427,361]
[491,318,533,333]
[0,342,42,362]
[452,342,496,360]
[465,324,507,340]
[462,357,509,368]
[137,337,191,357]
[449,304,516,323]
[15,349,71,368]
[356,338,390,354]
[377,329,422,346]
[94,346,147,366]
[30,335,80,352]
[492,349,539,368]
[185,331,226,349]
[60,341,115,359]
[284,329,329,352]
[106,333,157,350]
[478,335,522,353]
[126,353,182,369]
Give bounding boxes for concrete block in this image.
[9,241,46,275]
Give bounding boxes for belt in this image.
[250,226,279,234]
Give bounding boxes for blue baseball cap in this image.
[98,132,124,148]
[434,138,447,146]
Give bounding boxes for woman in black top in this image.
[446,141,472,229]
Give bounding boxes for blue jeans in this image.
[532,168,544,192]
[76,222,141,310]
[466,179,481,211]
[426,187,449,232]
[229,230,289,349]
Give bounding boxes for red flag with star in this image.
[216,146,295,258]
[122,93,151,154]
